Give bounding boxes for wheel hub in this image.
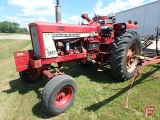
[126,44,136,71]
[56,92,65,101]
[55,86,73,108]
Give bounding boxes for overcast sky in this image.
[0,0,157,28]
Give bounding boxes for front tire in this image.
[41,75,77,116]
[110,31,142,81]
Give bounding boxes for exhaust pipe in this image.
[55,0,61,23]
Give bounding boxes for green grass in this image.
[0,39,160,120]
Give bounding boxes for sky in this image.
[0,0,157,28]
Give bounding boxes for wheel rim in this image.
[27,69,40,80]
[126,42,138,72]
[55,86,73,108]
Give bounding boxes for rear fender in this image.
[125,23,138,29]
[114,22,138,30]
[114,23,138,37]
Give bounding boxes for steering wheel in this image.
[94,13,105,23]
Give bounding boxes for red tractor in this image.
[13,0,141,116]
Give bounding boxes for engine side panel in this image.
[43,33,58,58]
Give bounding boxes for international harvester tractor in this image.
[13,0,142,116]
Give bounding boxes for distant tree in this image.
[19,28,28,34]
[0,21,11,33]
[12,22,20,33]
[0,21,28,34]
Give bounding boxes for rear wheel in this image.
[110,31,142,81]
[19,68,43,83]
[41,75,77,116]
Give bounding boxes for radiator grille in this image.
[30,26,41,58]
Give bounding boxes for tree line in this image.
[0,21,29,34]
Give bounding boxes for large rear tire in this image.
[41,75,77,116]
[110,31,142,81]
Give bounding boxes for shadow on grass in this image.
[2,78,47,99]
[61,62,118,84]
[2,77,52,119]
[84,65,160,111]
[1,62,118,119]
[32,102,53,119]
[2,62,159,118]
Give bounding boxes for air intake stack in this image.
[55,0,61,23]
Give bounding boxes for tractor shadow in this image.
[2,77,52,119]
[84,65,160,111]
[2,78,47,98]
[60,62,119,84]
[32,101,53,119]
[1,62,119,119]
[2,62,159,118]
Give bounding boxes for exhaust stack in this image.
[55,0,61,23]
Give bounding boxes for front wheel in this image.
[110,31,142,81]
[41,75,77,116]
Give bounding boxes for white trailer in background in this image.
[116,0,160,37]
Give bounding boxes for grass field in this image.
[0,39,160,120]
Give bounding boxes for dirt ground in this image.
[0,34,30,40]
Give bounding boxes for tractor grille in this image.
[30,26,41,58]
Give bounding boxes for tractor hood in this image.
[29,22,99,33]
[28,22,100,58]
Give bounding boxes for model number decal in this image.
[47,51,56,56]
